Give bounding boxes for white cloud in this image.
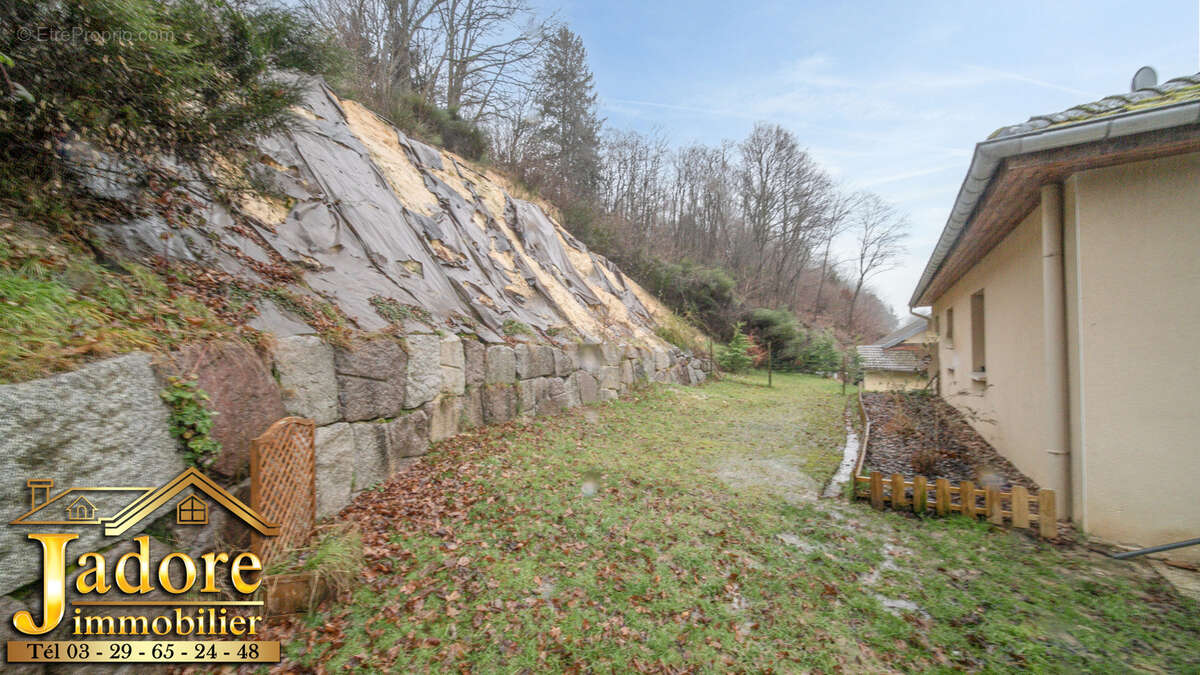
[852,163,961,189]
[962,65,1102,99]
[598,52,1119,314]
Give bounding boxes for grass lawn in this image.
[268,372,1200,673]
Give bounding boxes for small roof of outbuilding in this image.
[855,344,924,373]
[875,317,928,349]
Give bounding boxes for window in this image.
[176,495,208,525]
[944,307,954,346]
[970,291,986,376]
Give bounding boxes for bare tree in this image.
[489,83,539,169]
[433,0,551,121]
[844,192,908,334]
[668,141,736,262]
[599,128,669,249]
[736,123,790,278]
[732,123,843,308]
[301,0,443,102]
[810,192,853,315]
[302,0,549,124]
[587,122,901,338]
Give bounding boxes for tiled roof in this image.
[911,70,1200,307]
[990,73,1200,139]
[855,345,924,373]
[877,317,928,349]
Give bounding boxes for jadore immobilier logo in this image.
[5,467,281,665]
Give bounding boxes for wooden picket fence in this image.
[852,473,1056,538]
[852,390,1057,539]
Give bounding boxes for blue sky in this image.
[533,0,1199,316]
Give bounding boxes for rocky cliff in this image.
[0,78,710,601]
[77,75,677,347]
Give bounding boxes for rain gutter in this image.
[908,99,1200,308]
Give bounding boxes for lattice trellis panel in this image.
[251,417,316,566]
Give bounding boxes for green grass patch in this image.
[280,373,1200,673]
[369,295,433,326]
[502,318,533,337]
[653,311,708,353]
[0,226,236,383]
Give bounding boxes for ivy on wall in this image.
[160,375,221,468]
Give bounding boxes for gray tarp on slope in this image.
[90,77,663,344]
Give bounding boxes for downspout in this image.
[909,308,938,395]
[1041,184,1072,519]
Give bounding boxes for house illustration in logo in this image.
[10,467,278,536]
[66,495,97,521]
[176,494,208,525]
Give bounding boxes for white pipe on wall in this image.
[909,308,938,395]
[1040,183,1072,519]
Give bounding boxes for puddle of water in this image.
[716,456,820,503]
[860,543,908,585]
[776,532,822,554]
[822,411,860,498]
[873,594,929,619]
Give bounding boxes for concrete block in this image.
[463,339,486,387]
[485,345,516,384]
[334,337,406,422]
[460,387,483,429]
[439,334,466,395]
[576,371,599,404]
[381,410,429,467]
[482,384,517,423]
[315,422,355,519]
[425,394,462,442]
[274,335,339,425]
[553,348,575,376]
[404,333,442,409]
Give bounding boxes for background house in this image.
[910,69,1200,559]
[856,318,934,391]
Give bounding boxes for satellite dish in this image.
[1131,66,1157,91]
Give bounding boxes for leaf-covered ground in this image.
[263,372,1200,673]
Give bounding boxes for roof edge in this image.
[909,99,1200,307]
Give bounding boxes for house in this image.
[66,495,96,521]
[910,69,1200,559]
[11,467,277,537]
[856,317,934,391]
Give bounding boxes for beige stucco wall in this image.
[1067,152,1200,556]
[929,151,1200,560]
[931,204,1053,491]
[863,370,927,392]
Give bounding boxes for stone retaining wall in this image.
[271,328,709,519]
[0,333,708,602]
